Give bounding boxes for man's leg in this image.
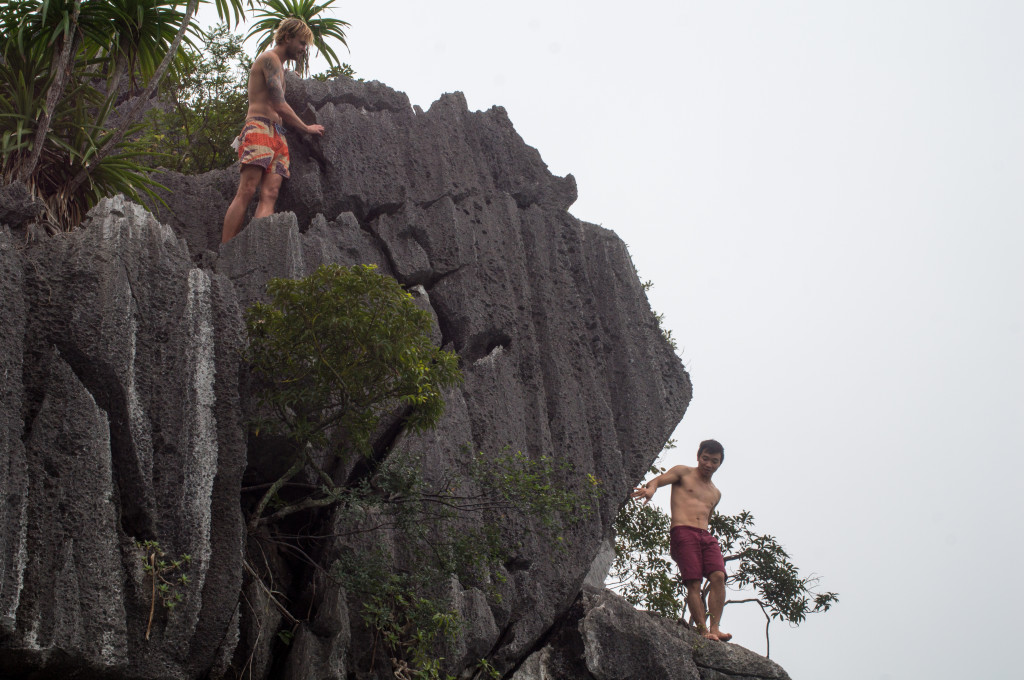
[253,171,284,219]
[684,578,717,641]
[222,165,264,243]
[706,570,731,641]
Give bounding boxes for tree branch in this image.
[725,597,772,658]
[255,489,345,526]
[249,457,306,531]
[243,559,299,626]
[18,0,82,184]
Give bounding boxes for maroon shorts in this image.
[669,525,726,582]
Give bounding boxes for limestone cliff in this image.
[0,76,784,680]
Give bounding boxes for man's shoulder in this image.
[668,465,696,480]
[255,50,283,69]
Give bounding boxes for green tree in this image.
[244,264,463,528]
[242,264,599,678]
[96,0,205,91]
[1,1,160,226]
[61,0,240,196]
[245,0,350,75]
[610,499,837,656]
[0,0,353,229]
[140,23,252,175]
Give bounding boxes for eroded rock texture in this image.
[0,76,745,679]
[1,198,247,678]
[512,588,791,680]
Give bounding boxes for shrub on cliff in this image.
[137,24,252,176]
[242,264,599,678]
[611,493,838,656]
[244,263,462,527]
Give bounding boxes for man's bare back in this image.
[245,45,316,132]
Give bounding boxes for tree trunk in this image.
[66,0,200,195]
[17,0,82,184]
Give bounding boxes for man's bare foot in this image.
[710,629,732,642]
[698,629,720,641]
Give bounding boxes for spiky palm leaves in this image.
[0,0,244,231]
[94,0,204,91]
[0,1,165,229]
[245,0,349,75]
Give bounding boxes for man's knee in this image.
[260,175,283,202]
[235,171,261,200]
[234,184,257,203]
[708,571,726,587]
[683,579,702,593]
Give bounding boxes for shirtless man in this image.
[630,439,731,641]
[221,18,326,243]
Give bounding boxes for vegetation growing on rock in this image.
[242,264,600,678]
[244,263,462,527]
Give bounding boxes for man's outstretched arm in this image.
[262,54,325,136]
[630,466,687,504]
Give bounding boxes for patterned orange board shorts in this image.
[236,117,290,178]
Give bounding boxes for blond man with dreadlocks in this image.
[222,18,325,243]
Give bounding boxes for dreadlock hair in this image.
[274,18,314,75]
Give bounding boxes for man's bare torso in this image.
[245,51,285,124]
[669,465,721,530]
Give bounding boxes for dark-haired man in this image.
[630,439,731,641]
[222,18,326,243]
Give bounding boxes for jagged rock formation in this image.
[1,200,247,679]
[0,76,783,680]
[512,588,791,680]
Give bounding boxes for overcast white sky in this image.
[208,2,1023,677]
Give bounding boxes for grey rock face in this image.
[0,76,742,680]
[0,181,46,232]
[0,229,28,636]
[191,77,690,668]
[1,197,247,679]
[512,588,791,680]
[16,350,128,671]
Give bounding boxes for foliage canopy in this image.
[137,23,252,175]
[246,263,462,455]
[244,264,462,526]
